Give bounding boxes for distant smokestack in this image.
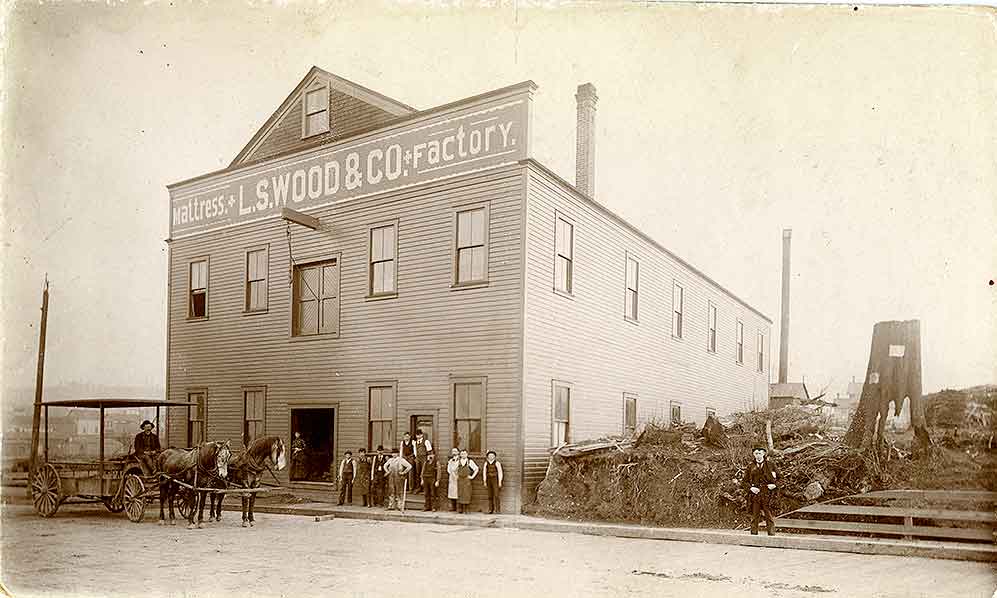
[779,228,792,384]
[575,83,598,197]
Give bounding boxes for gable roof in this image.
[769,382,810,401]
[229,66,416,167]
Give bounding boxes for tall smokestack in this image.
[779,228,792,384]
[575,83,598,197]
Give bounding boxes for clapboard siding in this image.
[167,164,527,513]
[520,163,772,503]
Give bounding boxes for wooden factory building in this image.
[164,67,772,512]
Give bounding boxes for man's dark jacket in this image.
[742,459,780,499]
[134,431,161,455]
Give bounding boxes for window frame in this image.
[736,319,744,365]
[187,257,209,320]
[551,380,573,447]
[289,253,342,340]
[624,252,639,323]
[366,381,398,452]
[301,82,330,139]
[706,407,717,419]
[186,389,207,447]
[672,281,684,339]
[707,301,718,353]
[450,376,487,456]
[670,401,682,426]
[553,211,575,298]
[623,393,638,436]
[242,386,266,447]
[243,245,269,314]
[757,331,765,373]
[365,220,399,300]
[451,202,490,289]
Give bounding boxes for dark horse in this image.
[214,435,286,527]
[157,441,232,529]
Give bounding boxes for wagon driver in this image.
[134,420,161,474]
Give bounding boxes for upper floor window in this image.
[554,214,574,295]
[292,258,340,337]
[707,302,718,353]
[245,248,268,312]
[243,388,265,446]
[302,85,330,138]
[368,223,398,297]
[188,259,208,319]
[672,282,684,338]
[453,205,489,286]
[625,255,639,322]
[736,320,744,364]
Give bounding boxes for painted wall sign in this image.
[169,92,531,238]
[888,344,906,357]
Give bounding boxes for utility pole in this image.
[28,276,50,493]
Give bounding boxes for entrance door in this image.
[290,408,335,482]
[410,414,436,450]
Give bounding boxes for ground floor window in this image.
[452,378,485,454]
[187,391,205,447]
[552,382,571,446]
[670,401,682,425]
[289,407,335,482]
[243,388,265,446]
[624,394,637,435]
[368,384,395,451]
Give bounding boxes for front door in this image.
[410,414,436,451]
[290,408,335,482]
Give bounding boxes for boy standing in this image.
[369,445,388,508]
[337,450,356,506]
[482,450,504,514]
[743,445,779,535]
[399,432,416,493]
[413,429,433,493]
[421,452,441,511]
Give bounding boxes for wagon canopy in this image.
[39,398,196,409]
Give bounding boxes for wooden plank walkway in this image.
[775,518,995,542]
[795,503,996,523]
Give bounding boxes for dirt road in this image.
[1,503,994,598]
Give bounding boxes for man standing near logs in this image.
[743,445,779,536]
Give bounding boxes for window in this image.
[188,259,208,319]
[302,85,330,138]
[552,382,571,446]
[554,214,574,294]
[672,282,684,338]
[707,302,718,353]
[453,379,485,453]
[292,258,340,337]
[367,223,397,297]
[736,320,744,364]
[670,402,682,425]
[624,394,637,436]
[625,255,639,321]
[187,391,205,446]
[706,407,717,419]
[243,388,265,446]
[757,332,765,373]
[368,384,396,451]
[453,205,489,286]
[245,248,268,312]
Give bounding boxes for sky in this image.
[2,1,995,403]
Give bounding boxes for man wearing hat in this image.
[134,420,161,474]
[743,445,779,535]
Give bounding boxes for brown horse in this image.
[219,436,286,527]
[157,441,232,529]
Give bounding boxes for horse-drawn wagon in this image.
[28,397,288,528]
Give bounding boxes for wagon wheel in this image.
[123,474,147,523]
[103,482,125,513]
[177,488,197,520]
[31,463,61,517]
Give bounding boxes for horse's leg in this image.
[167,482,177,525]
[248,491,256,527]
[241,494,248,527]
[215,492,224,521]
[158,478,166,525]
[195,490,206,529]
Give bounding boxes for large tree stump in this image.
[844,320,929,454]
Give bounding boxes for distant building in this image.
[769,382,810,410]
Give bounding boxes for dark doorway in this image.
[410,414,436,450]
[290,408,335,482]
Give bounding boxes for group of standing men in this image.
[335,429,504,514]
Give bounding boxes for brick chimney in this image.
[575,83,598,197]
